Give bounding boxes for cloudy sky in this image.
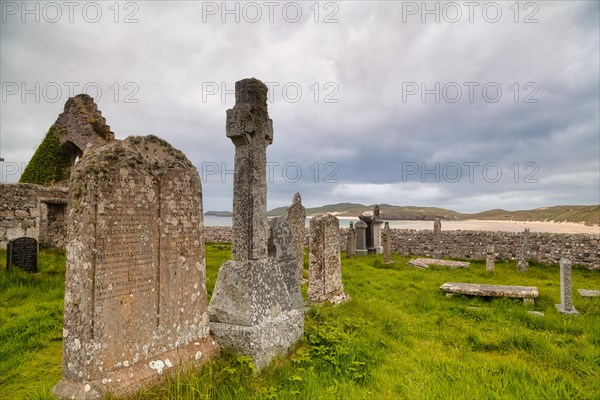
[1,1,598,213]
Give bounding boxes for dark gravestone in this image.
[6,237,38,272]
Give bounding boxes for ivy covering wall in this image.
[19,127,71,185]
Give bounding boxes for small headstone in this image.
[433,218,442,260]
[517,228,530,272]
[383,222,392,263]
[286,193,306,282]
[555,257,579,315]
[308,214,350,304]
[53,136,219,399]
[6,237,38,273]
[346,222,356,259]
[268,217,303,310]
[486,244,495,272]
[354,220,368,256]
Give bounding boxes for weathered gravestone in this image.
[208,78,303,371]
[555,257,579,315]
[346,222,356,259]
[52,136,219,400]
[268,216,304,310]
[486,245,495,272]
[286,192,306,282]
[354,220,368,256]
[308,214,350,304]
[6,237,38,272]
[433,218,442,260]
[517,228,530,272]
[383,222,392,263]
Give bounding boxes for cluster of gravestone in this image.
[32,78,351,399]
[4,79,596,399]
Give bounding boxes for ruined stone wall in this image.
[0,183,69,249]
[204,226,599,269]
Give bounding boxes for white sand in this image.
[334,217,599,234]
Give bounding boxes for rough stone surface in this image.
[440,282,538,304]
[210,310,304,371]
[268,217,303,310]
[556,257,579,315]
[354,220,368,256]
[518,228,530,271]
[578,289,600,297]
[383,222,392,263]
[286,193,306,284]
[209,258,293,325]
[308,214,350,304]
[486,244,495,272]
[409,258,470,269]
[227,78,273,262]
[433,219,442,260]
[346,222,356,258]
[0,184,68,249]
[53,136,219,399]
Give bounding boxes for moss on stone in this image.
[19,127,71,185]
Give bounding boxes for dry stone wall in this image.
[205,226,599,269]
[0,183,69,249]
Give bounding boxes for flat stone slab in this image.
[409,258,470,269]
[440,282,538,305]
[578,289,600,298]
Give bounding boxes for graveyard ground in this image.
[1,246,599,400]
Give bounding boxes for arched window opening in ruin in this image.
[61,141,83,180]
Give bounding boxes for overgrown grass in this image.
[1,246,599,399]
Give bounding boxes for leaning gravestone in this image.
[6,237,38,272]
[208,78,303,371]
[52,136,219,400]
[286,192,306,284]
[308,214,350,304]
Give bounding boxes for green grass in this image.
[1,246,599,399]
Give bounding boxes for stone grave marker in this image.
[433,218,442,260]
[486,244,495,272]
[308,214,350,304]
[517,228,530,272]
[268,216,304,310]
[346,222,356,258]
[354,220,368,256]
[286,192,306,282]
[208,78,303,371]
[6,237,38,272]
[52,136,219,399]
[555,257,579,315]
[383,222,392,263]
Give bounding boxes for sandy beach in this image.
[334,217,600,234]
